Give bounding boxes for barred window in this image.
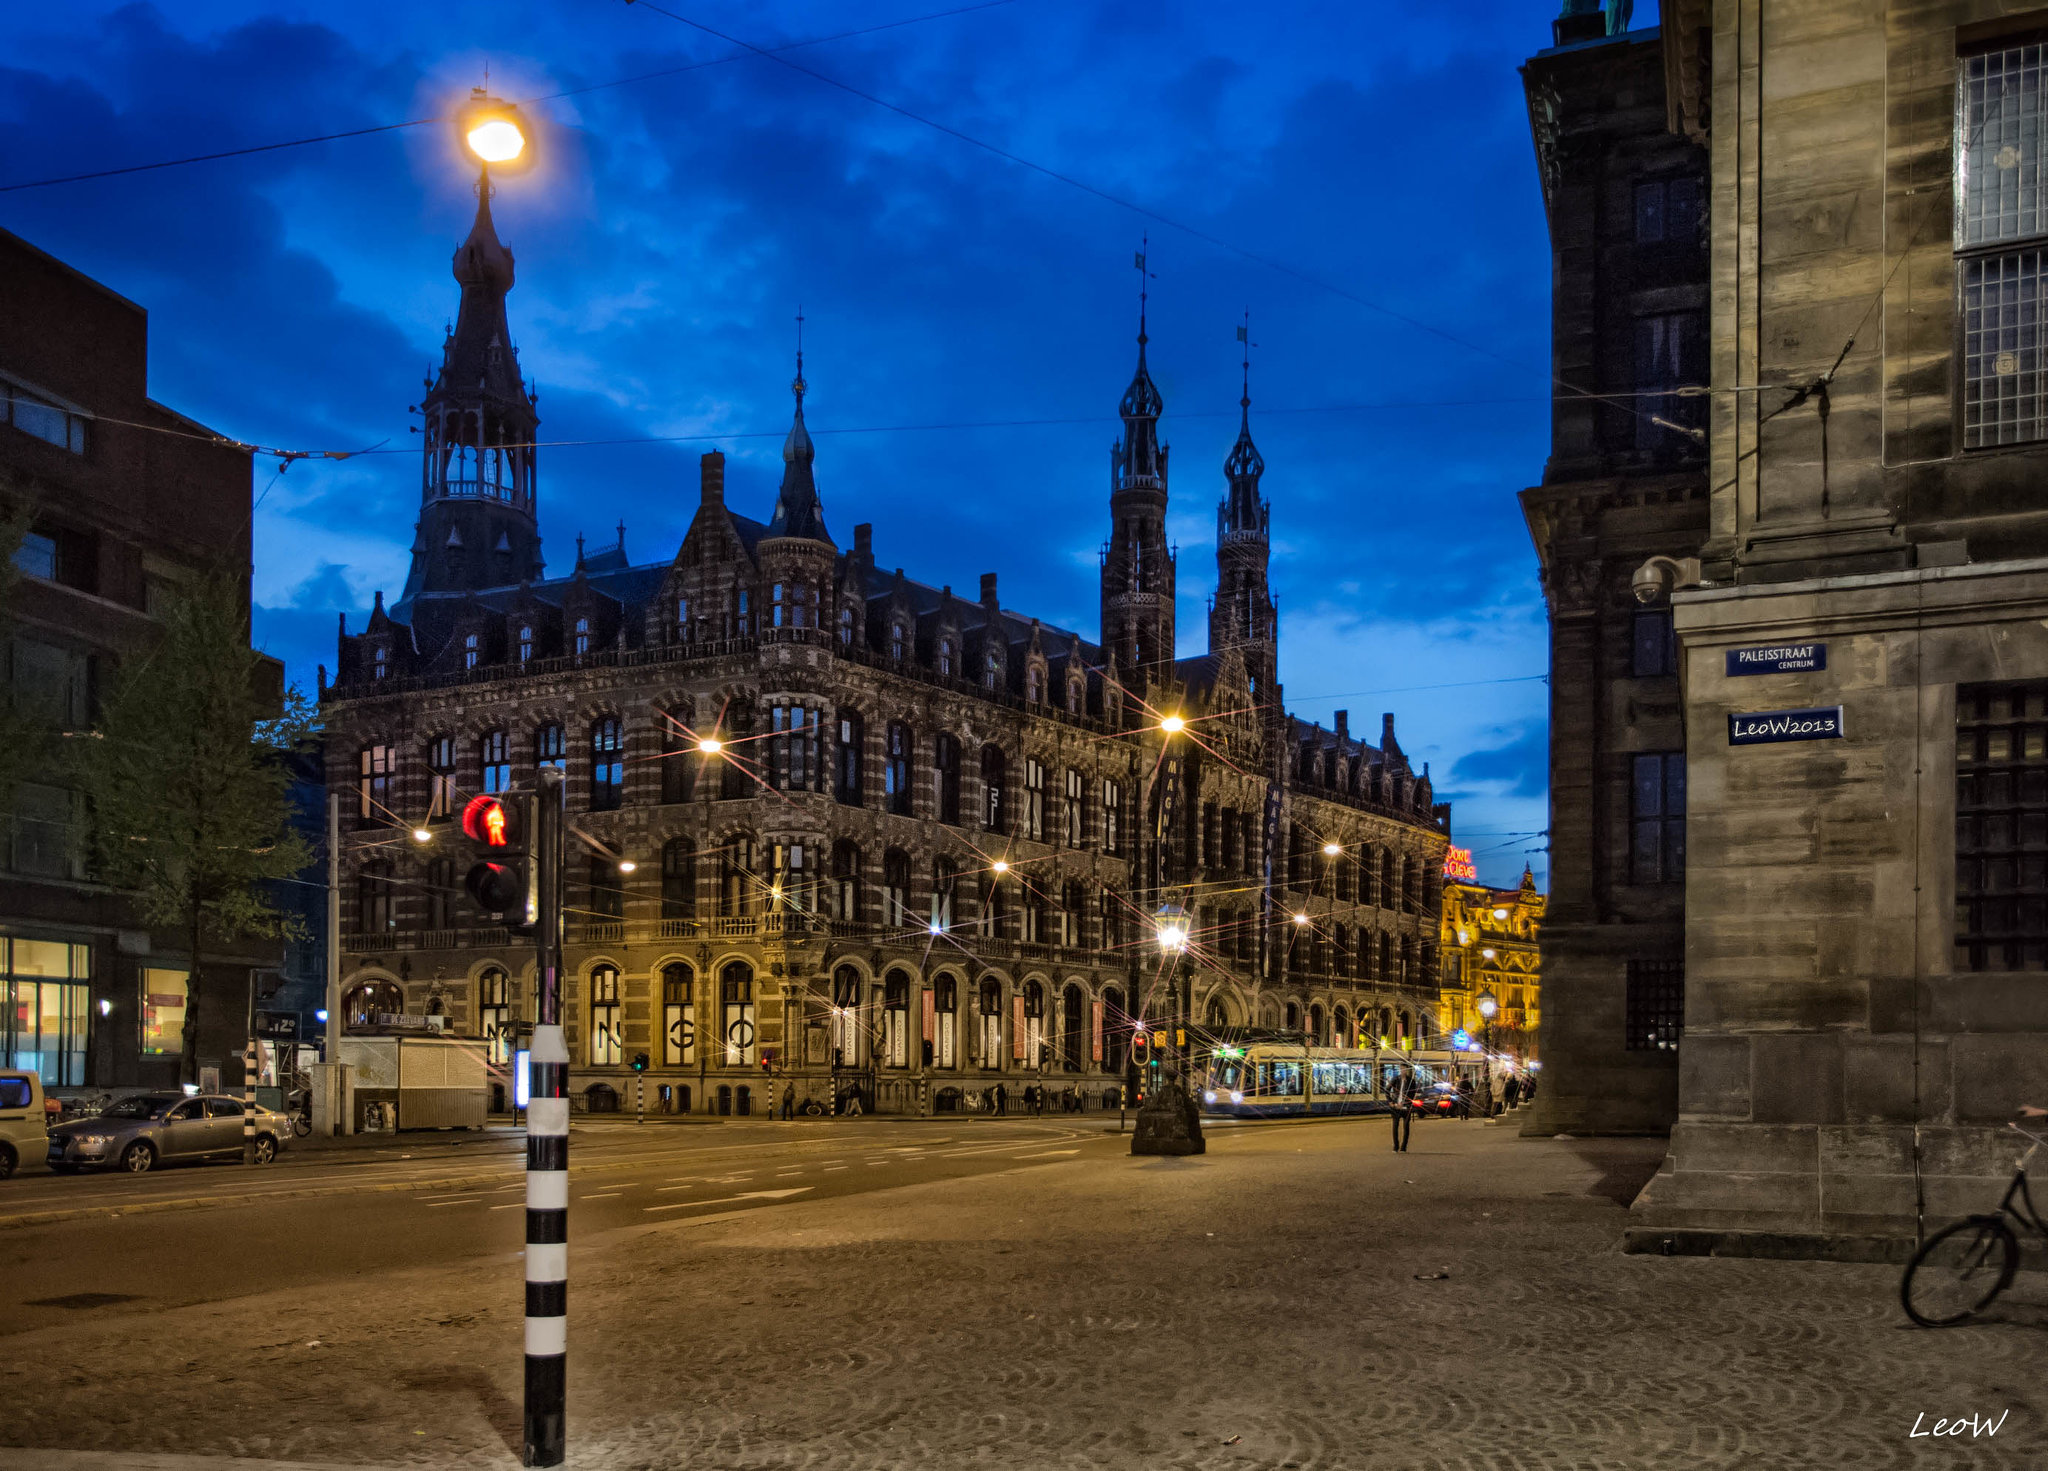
[1956,682,2048,971]
[1960,44,2048,447]
[1630,752,1687,885]
[1625,958,1684,1052]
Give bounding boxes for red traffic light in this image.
[462,794,516,848]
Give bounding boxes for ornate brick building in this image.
[318,187,1452,1116]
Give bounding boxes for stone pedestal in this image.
[1130,1082,1205,1156]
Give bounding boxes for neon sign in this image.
[1443,846,1477,881]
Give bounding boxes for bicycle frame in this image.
[1999,1124,2048,1237]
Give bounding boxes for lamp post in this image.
[1130,900,1204,1155]
[1477,989,1499,1117]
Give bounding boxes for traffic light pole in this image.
[524,769,567,1467]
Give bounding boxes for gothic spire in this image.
[767,314,832,543]
[1114,238,1166,489]
[1221,310,1267,538]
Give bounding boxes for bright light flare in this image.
[618,859,638,874]
[465,118,526,165]
[697,737,724,755]
[412,827,432,844]
[1322,842,1341,856]
[1292,912,1309,927]
[1158,714,1186,734]
[991,859,1010,874]
[1493,907,1509,920]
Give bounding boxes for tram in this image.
[1192,1029,1502,1119]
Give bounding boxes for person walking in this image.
[1389,1068,1413,1152]
[994,1081,1007,1116]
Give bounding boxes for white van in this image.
[0,1070,47,1178]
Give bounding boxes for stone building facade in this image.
[1621,0,2048,1253]
[318,188,1453,1116]
[1440,864,1546,1063]
[1518,8,1711,1136]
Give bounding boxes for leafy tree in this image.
[74,573,314,1082]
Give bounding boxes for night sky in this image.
[3,1,1597,886]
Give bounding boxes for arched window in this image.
[831,840,862,922]
[342,978,404,1030]
[883,970,911,1067]
[1061,986,1085,1072]
[719,835,755,917]
[720,962,755,1064]
[590,717,624,810]
[977,976,1003,1066]
[352,743,393,828]
[661,838,696,919]
[832,965,863,1067]
[981,746,1007,831]
[1284,1001,1301,1032]
[934,733,961,824]
[1334,1005,1350,1048]
[1103,986,1128,1074]
[882,848,912,927]
[477,968,511,1062]
[1021,980,1045,1066]
[662,963,695,1066]
[933,973,960,1069]
[480,729,511,794]
[1205,997,1228,1028]
[885,722,913,816]
[1309,1004,1326,1046]
[589,966,621,1065]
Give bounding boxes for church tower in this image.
[397,173,543,614]
[1099,257,1176,686]
[1208,323,1277,703]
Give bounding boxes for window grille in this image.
[1624,958,1684,1051]
[1956,681,2048,970]
[1960,44,2048,446]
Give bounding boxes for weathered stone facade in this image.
[317,193,1452,1116]
[1519,14,1711,1136]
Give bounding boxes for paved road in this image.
[3,1114,2043,1470]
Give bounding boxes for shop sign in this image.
[1443,847,1477,881]
[1729,705,1845,745]
[1726,642,1827,676]
[254,1010,300,1041]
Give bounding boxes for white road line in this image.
[424,1197,482,1207]
[579,1192,622,1200]
[1012,1149,1081,1158]
[824,1165,848,1171]
[644,1186,813,1214]
[490,1202,523,1210]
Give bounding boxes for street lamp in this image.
[458,90,534,173]
[1130,900,1204,1156]
[1477,989,1499,1116]
[696,736,723,755]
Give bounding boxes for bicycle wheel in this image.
[1901,1215,2018,1327]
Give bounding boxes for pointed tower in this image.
[1209,317,1277,702]
[758,330,837,639]
[397,172,543,614]
[765,340,831,544]
[1100,248,1176,683]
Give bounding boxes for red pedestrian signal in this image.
[462,792,536,932]
[463,794,518,848]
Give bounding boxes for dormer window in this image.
[838,607,854,648]
[938,638,954,677]
[676,596,690,633]
[574,616,590,657]
[1026,667,1043,703]
[890,622,906,660]
[463,633,479,671]
[984,652,1000,692]
[1066,679,1082,715]
[373,646,389,680]
[518,624,533,663]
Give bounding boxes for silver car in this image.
[46,1092,294,1173]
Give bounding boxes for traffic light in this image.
[759,1048,776,1074]
[462,792,536,932]
[630,1052,649,1073]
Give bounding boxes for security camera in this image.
[1631,555,1703,604]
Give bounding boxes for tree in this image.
[74,573,314,1083]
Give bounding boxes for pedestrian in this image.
[994,1082,1007,1115]
[1389,1069,1412,1152]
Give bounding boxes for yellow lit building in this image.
[1439,856,1544,1063]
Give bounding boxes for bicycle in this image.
[1900,1119,2048,1327]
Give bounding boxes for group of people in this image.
[1387,1069,1538,1153]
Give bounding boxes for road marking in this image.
[823,1165,848,1171]
[775,1169,805,1176]
[1012,1149,1082,1158]
[644,1187,813,1213]
[579,1192,622,1200]
[424,1197,482,1207]
[490,1203,522,1210]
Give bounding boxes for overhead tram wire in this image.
[0,0,1026,194]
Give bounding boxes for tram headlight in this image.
[1230,1090,1244,1104]
[1203,1090,1217,1104]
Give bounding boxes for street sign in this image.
[1729,705,1845,746]
[1726,642,1826,676]
[254,1010,301,1041]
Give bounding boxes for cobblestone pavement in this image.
[6,1117,2046,1470]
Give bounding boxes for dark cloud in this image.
[1447,724,1550,800]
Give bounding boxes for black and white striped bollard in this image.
[525,769,567,1466]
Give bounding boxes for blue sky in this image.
[3,0,1575,886]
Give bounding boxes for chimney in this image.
[980,572,999,605]
[1382,712,1397,746]
[1334,709,1349,741]
[854,523,873,559]
[700,451,725,506]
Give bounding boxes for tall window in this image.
[1630,752,1687,885]
[1633,311,1705,450]
[1066,676,1083,715]
[1023,758,1046,841]
[1063,768,1085,846]
[938,637,955,677]
[736,588,751,637]
[573,616,591,657]
[978,976,1003,1066]
[1100,890,1125,951]
[720,705,753,800]
[933,973,959,1068]
[1059,880,1086,948]
[425,856,456,929]
[718,837,755,916]
[838,606,854,647]
[1632,609,1678,678]
[1634,176,1702,245]
[588,965,621,1065]
[832,966,863,1066]
[1021,981,1045,1067]
[772,582,788,629]
[1625,958,1684,1051]
[661,837,696,919]
[883,848,912,927]
[1101,778,1122,855]
[931,857,958,930]
[883,971,911,1067]
[1961,43,2048,447]
[771,706,822,792]
[982,747,1007,831]
[1026,666,1043,702]
[983,650,1001,692]
[358,860,395,933]
[721,962,755,1064]
[934,733,961,824]
[1021,885,1045,944]
[591,717,624,810]
[885,722,913,816]
[478,968,511,1064]
[675,596,691,642]
[766,841,810,913]
[889,620,907,659]
[661,709,695,804]
[480,730,511,793]
[836,711,865,805]
[462,632,480,671]
[373,645,389,680]
[518,625,534,664]
[831,839,862,922]
[537,724,566,773]
[978,874,1007,938]
[1956,682,2048,969]
[662,963,695,1066]
[357,744,395,826]
[589,856,625,919]
[428,735,457,820]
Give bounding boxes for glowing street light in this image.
[1154,901,1190,953]
[1292,912,1310,927]
[1493,907,1510,921]
[458,90,532,170]
[617,859,637,875]
[1159,714,1186,735]
[991,859,1010,874]
[696,737,724,755]
[412,827,433,844]
[1133,900,1203,1157]
[1476,990,1500,1115]
[1477,990,1499,1020]
[1322,841,1341,856]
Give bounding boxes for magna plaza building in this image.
[318,186,1454,1116]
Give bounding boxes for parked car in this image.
[46,1092,293,1173]
[0,1070,47,1179]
